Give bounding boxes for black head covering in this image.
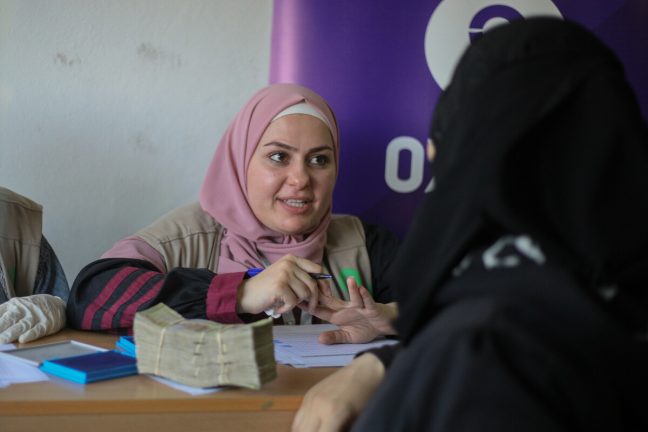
[394,18,648,343]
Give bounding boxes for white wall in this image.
[0,0,273,282]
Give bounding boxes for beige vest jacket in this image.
[0,187,43,299]
[135,203,373,299]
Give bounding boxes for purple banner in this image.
[270,0,648,237]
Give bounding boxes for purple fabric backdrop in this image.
[270,0,648,238]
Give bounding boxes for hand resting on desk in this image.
[292,352,385,432]
[0,294,66,343]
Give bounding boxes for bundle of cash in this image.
[133,303,276,389]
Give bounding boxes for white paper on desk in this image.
[0,343,50,386]
[148,375,224,396]
[273,344,356,367]
[273,346,306,366]
[278,353,357,368]
[272,324,398,367]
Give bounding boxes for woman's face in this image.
[246,114,336,236]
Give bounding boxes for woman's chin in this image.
[272,218,318,237]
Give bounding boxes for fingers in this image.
[240,255,346,315]
[274,255,320,312]
[311,279,373,324]
[0,295,64,344]
[274,295,298,315]
[288,254,323,274]
[318,329,352,345]
[346,277,365,308]
[0,303,32,343]
[0,331,14,344]
[18,323,47,344]
[0,300,25,333]
[291,269,319,312]
[316,279,335,298]
[316,287,345,310]
[0,320,31,344]
[358,285,376,310]
[239,256,322,314]
[284,255,326,311]
[0,313,18,333]
[304,303,334,322]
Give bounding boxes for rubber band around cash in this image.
[192,328,206,378]
[153,316,184,375]
[216,330,227,382]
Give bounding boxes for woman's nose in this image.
[286,163,310,188]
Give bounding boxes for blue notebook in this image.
[40,350,138,384]
[115,336,136,357]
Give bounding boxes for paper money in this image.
[134,303,276,389]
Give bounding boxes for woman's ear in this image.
[426,139,437,162]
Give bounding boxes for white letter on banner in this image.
[385,136,424,193]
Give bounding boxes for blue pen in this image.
[246,268,332,280]
[246,267,332,319]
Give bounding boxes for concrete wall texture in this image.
[0,0,273,281]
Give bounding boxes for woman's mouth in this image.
[282,199,309,208]
[278,198,313,213]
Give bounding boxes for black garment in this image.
[0,235,69,304]
[360,221,399,303]
[355,241,648,431]
[33,236,69,301]
[395,18,648,343]
[357,18,648,432]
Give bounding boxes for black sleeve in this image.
[33,235,70,301]
[362,221,400,303]
[352,323,573,432]
[358,343,402,369]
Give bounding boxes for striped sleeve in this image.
[66,258,245,332]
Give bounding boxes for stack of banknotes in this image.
[133,303,277,389]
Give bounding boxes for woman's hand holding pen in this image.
[307,277,398,344]
[236,254,322,315]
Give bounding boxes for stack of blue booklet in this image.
[116,336,136,357]
[40,350,138,384]
[0,338,139,384]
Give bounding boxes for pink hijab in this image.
[199,83,340,273]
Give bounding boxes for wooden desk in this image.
[0,329,336,431]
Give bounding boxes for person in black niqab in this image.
[292,17,648,432]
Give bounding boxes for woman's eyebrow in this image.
[309,146,334,153]
[262,141,297,151]
[262,142,334,153]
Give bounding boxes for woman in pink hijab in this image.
[67,83,398,344]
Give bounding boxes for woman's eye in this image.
[309,154,330,167]
[269,152,288,164]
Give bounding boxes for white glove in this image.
[0,294,66,344]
